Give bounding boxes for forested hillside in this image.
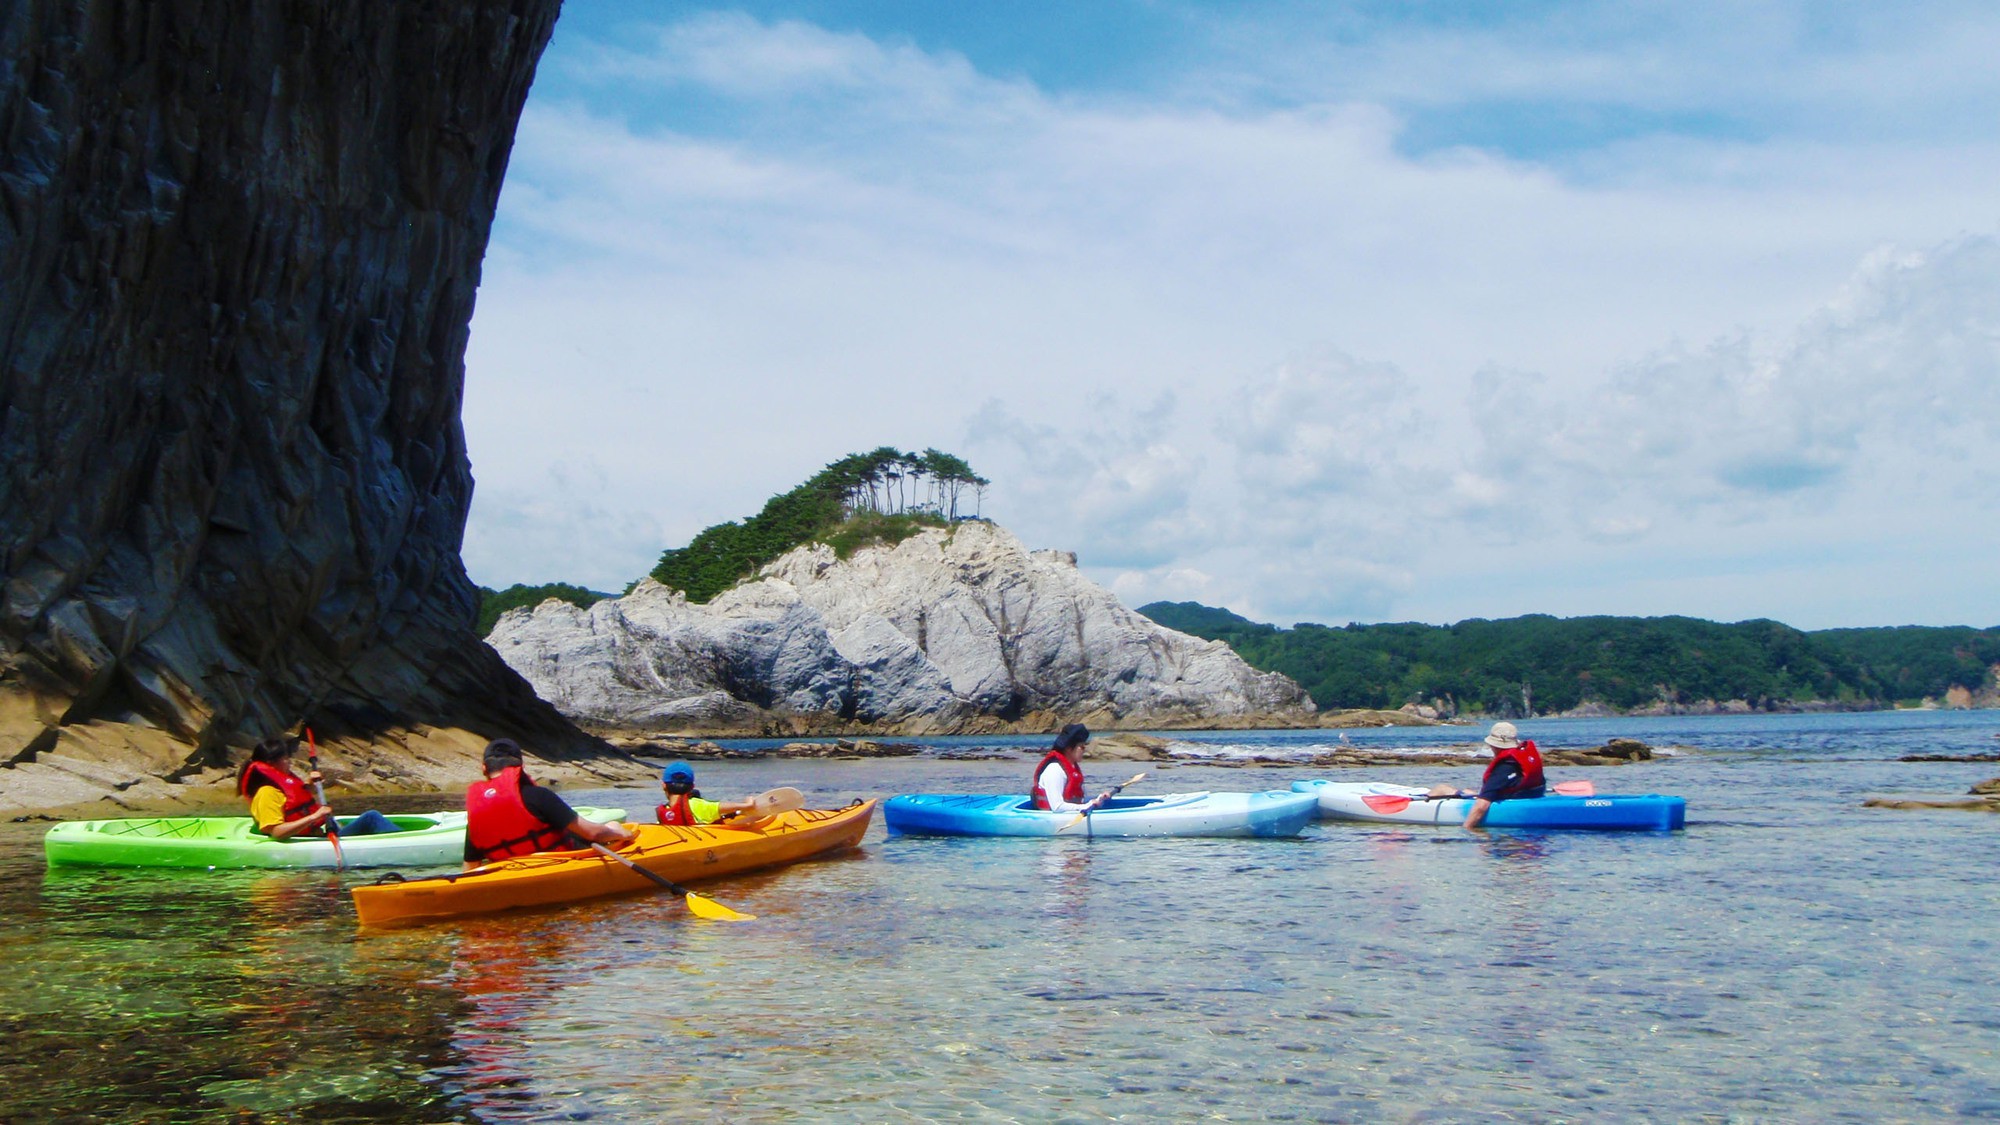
[476,583,609,636]
[1138,602,2000,714]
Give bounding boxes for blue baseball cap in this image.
[661,759,695,784]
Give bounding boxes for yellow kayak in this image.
[351,802,876,925]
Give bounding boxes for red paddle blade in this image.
[1360,794,1416,814]
[1552,780,1595,796]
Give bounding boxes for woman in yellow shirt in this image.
[237,737,397,838]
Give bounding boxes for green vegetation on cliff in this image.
[1138,602,2000,714]
[649,448,988,603]
[476,583,611,636]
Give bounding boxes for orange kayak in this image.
[351,801,876,925]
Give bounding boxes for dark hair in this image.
[1053,723,1090,751]
[482,738,525,774]
[237,736,300,797]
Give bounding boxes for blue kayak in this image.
[884,791,1320,838]
[1294,780,1686,831]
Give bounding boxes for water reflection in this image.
[430,920,578,1113]
[1037,841,1094,924]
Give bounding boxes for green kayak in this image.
[42,807,628,869]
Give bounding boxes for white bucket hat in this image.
[1484,721,1521,750]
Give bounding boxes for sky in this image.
[459,0,2000,631]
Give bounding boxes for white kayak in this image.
[1293,780,1686,831]
[883,790,1320,838]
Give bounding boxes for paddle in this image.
[1360,780,1596,815]
[305,727,344,870]
[744,786,805,817]
[587,841,755,921]
[1055,772,1148,833]
[659,787,805,830]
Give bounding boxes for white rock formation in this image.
[487,521,1314,729]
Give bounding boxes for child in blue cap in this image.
[656,759,758,826]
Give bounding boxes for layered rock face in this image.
[0,1,602,807]
[489,522,1317,732]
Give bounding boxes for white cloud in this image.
[461,12,2000,630]
[1084,235,2000,624]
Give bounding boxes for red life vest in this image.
[1482,739,1547,800]
[656,795,696,826]
[1030,749,1086,810]
[240,760,318,829]
[465,766,570,861]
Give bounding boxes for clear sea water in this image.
[1,711,1995,1123]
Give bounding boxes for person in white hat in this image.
[1426,721,1547,828]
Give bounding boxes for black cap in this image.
[1054,723,1090,750]
[482,738,525,773]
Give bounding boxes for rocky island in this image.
[489,520,1317,737]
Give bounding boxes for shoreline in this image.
[577,699,1997,746]
[8,729,1679,822]
[574,707,1443,743]
[10,704,1987,821]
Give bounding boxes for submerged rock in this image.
[1544,738,1657,765]
[1863,795,2000,812]
[490,522,1315,733]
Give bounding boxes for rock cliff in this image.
[0,1,612,811]
[489,522,1317,733]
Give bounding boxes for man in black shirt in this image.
[464,739,634,867]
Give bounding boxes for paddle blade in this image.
[1360,794,1416,814]
[1552,780,1596,796]
[684,892,755,922]
[753,787,805,816]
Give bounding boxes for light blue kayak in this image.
[883,791,1319,838]
[1293,779,1686,831]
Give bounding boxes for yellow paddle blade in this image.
[683,892,755,922]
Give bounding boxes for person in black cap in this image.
[463,739,634,868]
[1030,723,1094,812]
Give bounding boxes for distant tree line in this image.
[476,582,609,636]
[1138,602,2000,714]
[647,447,988,604]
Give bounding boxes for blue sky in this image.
[460,1,2000,630]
